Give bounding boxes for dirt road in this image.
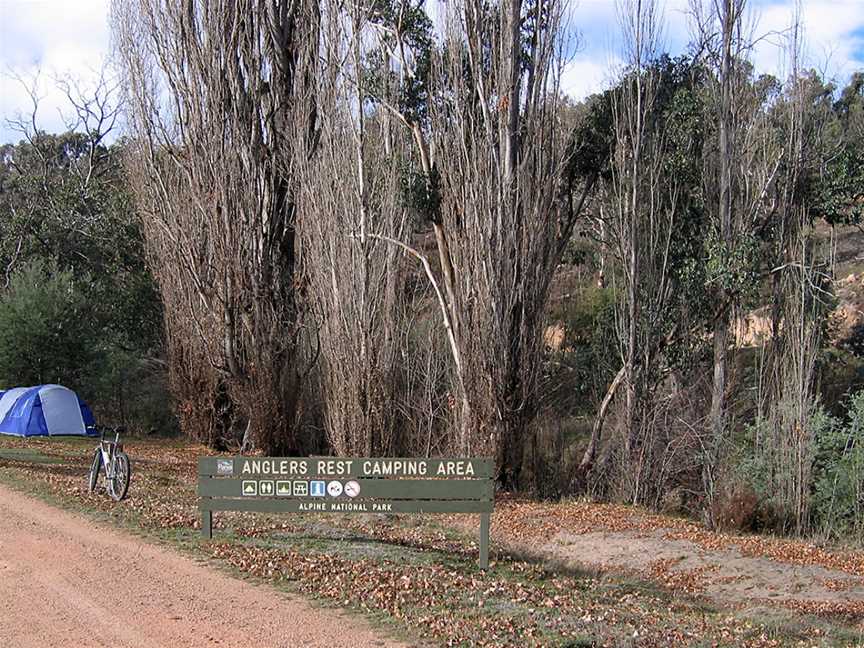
[0,484,405,648]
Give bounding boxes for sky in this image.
[1,0,863,144]
[558,0,864,98]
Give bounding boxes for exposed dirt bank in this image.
[450,498,864,619]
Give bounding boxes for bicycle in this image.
[87,426,131,501]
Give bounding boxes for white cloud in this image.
[750,1,864,81]
[567,0,864,99]
[0,0,862,142]
[561,56,619,99]
[0,0,110,143]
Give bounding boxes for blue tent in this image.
[0,385,97,437]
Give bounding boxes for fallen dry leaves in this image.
[1,437,862,646]
[648,558,720,594]
[477,496,864,579]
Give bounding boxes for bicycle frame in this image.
[97,431,123,481]
[87,425,130,502]
[87,425,124,482]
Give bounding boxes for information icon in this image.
[344,480,361,498]
[327,481,343,497]
[310,480,326,497]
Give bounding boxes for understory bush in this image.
[725,406,833,533]
[721,391,864,542]
[812,391,864,542]
[0,260,99,388]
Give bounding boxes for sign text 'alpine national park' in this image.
[197,456,494,568]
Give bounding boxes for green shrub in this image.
[0,259,100,388]
[726,392,864,541]
[812,391,864,541]
[729,406,837,534]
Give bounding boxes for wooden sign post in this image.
[198,457,494,569]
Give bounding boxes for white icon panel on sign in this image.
[276,481,292,496]
[327,481,343,497]
[259,480,274,496]
[310,481,326,497]
[242,481,257,496]
[293,481,308,496]
[344,480,361,498]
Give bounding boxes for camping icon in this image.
[241,480,258,496]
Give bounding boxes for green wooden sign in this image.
[197,456,494,569]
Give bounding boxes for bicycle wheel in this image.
[109,451,131,501]
[88,448,102,493]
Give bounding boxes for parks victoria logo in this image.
[216,459,234,476]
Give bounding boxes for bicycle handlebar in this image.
[87,425,127,440]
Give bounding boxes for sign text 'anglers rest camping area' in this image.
[198,457,494,569]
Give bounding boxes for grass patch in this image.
[0,446,65,464]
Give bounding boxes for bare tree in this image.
[295,0,414,456]
[429,0,595,485]
[754,3,833,533]
[690,0,784,522]
[348,0,597,482]
[112,0,317,452]
[578,0,712,504]
[604,0,667,501]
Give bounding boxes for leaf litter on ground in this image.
[0,435,861,646]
